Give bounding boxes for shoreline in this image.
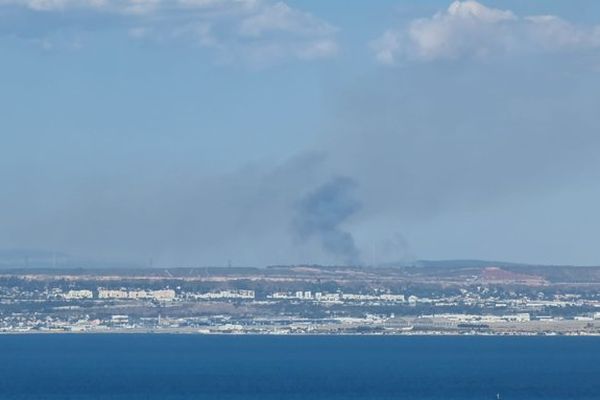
[2,329,600,336]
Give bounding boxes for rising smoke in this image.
[292,176,361,265]
[4,41,600,266]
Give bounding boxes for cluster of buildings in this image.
[2,277,600,335]
[57,288,410,304]
[421,312,533,323]
[267,291,406,303]
[98,289,176,301]
[185,290,255,300]
[61,289,177,301]
[17,286,600,313]
[61,290,93,300]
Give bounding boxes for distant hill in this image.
[408,259,536,268]
[3,251,600,284]
[383,259,600,284]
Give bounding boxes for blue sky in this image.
[2,0,600,267]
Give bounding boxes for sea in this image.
[0,334,599,400]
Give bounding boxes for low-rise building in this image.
[62,290,93,300]
[189,290,254,300]
[150,289,176,301]
[98,289,128,299]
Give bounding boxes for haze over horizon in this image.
[2,247,588,269]
[3,0,600,267]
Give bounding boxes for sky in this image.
[2,0,600,267]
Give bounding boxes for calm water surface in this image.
[0,334,599,400]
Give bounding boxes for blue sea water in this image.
[0,335,599,400]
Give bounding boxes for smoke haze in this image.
[3,1,600,266]
[292,176,361,265]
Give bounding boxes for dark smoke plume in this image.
[293,176,361,265]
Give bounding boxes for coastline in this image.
[2,328,600,336]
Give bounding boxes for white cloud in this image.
[1,0,338,64]
[0,0,106,11]
[238,2,335,38]
[444,0,514,23]
[372,0,600,64]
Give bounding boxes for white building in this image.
[269,292,293,299]
[97,288,176,301]
[342,293,379,301]
[190,290,254,300]
[111,315,129,324]
[98,289,128,299]
[62,290,93,300]
[128,290,153,300]
[318,293,341,302]
[379,294,406,302]
[150,289,176,301]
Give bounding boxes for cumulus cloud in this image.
[0,0,338,63]
[372,0,600,63]
[238,2,334,38]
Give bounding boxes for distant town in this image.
[2,263,600,335]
